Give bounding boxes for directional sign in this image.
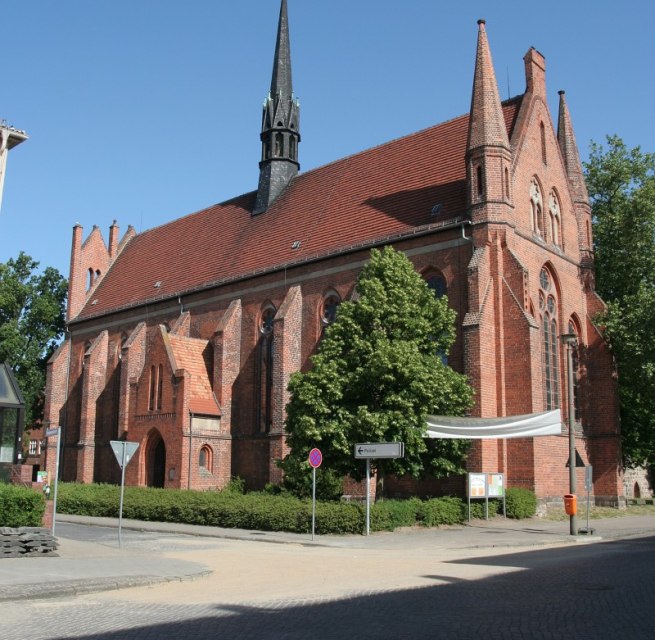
[308,448,322,469]
[110,441,140,470]
[45,427,60,437]
[354,442,404,459]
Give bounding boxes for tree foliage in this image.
[0,252,67,427]
[282,246,473,494]
[585,135,655,465]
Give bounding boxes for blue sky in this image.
[1,0,653,278]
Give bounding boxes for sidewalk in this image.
[1,513,653,602]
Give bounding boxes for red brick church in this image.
[44,1,624,505]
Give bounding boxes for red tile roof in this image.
[168,335,220,417]
[75,98,523,321]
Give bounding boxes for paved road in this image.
[2,525,653,639]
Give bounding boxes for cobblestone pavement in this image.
[2,533,653,639]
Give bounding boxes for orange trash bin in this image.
[564,494,577,516]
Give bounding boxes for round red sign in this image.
[308,448,323,469]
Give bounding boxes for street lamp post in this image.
[561,333,578,536]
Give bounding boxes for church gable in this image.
[510,92,580,259]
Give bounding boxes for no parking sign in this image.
[308,448,322,540]
[309,447,322,468]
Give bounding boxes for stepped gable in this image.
[75,98,522,322]
[168,334,220,416]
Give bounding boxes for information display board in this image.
[467,472,506,520]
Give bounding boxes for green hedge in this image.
[0,484,45,527]
[56,483,536,534]
[505,487,537,519]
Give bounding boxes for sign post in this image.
[308,448,322,541]
[45,426,61,536]
[110,440,139,549]
[354,443,404,536]
[580,465,594,535]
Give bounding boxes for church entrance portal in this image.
[146,432,166,488]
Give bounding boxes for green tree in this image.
[282,246,473,497]
[585,135,655,465]
[0,252,67,427]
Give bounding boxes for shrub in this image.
[0,484,45,527]
[61,483,536,533]
[370,498,422,531]
[419,496,466,526]
[505,487,537,519]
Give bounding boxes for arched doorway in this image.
[146,431,166,488]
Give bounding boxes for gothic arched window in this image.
[549,191,561,246]
[540,267,560,410]
[148,365,157,411]
[199,445,213,473]
[425,272,448,364]
[568,319,582,423]
[530,178,543,235]
[256,305,276,432]
[426,273,447,299]
[321,293,341,327]
[157,364,163,410]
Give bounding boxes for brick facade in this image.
[44,14,623,506]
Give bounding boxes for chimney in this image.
[524,47,546,96]
[109,220,119,258]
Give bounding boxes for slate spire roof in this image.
[254,0,300,214]
[270,0,292,100]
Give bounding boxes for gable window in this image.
[157,364,164,410]
[549,191,561,246]
[530,178,543,235]
[540,121,547,164]
[256,305,276,432]
[148,365,157,411]
[540,267,560,410]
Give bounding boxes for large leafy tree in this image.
[282,246,473,495]
[0,252,67,427]
[585,135,655,465]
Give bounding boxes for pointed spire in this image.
[254,0,300,214]
[270,0,292,99]
[467,19,510,153]
[557,90,589,203]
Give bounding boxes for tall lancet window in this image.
[539,267,560,410]
[568,319,582,423]
[256,305,276,432]
[549,191,561,246]
[530,178,543,235]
